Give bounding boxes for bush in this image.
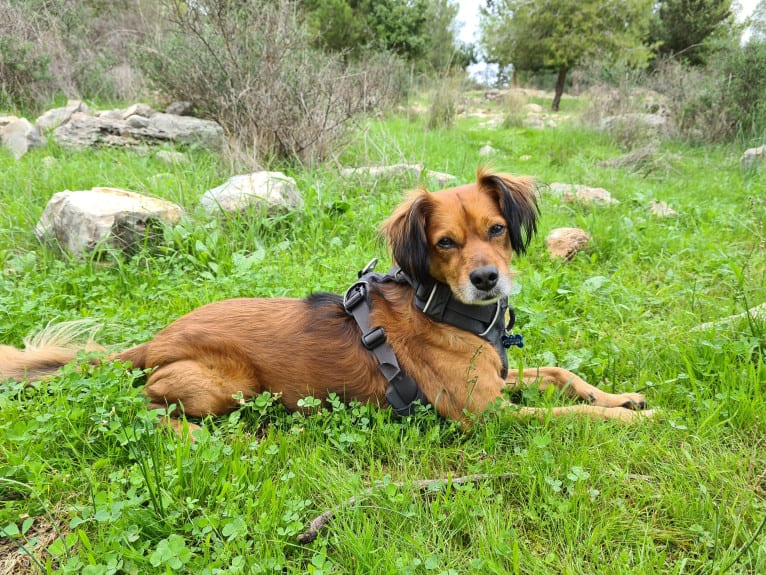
[427,76,463,129]
[579,42,766,145]
[137,0,404,164]
[0,2,53,111]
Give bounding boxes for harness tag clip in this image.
[358,258,378,278]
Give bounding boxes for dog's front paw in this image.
[591,391,647,410]
[611,407,656,423]
[618,392,647,410]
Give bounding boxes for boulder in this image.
[165,101,194,116]
[546,227,591,260]
[52,109,225,150]
[35,188,183,256]
[200,172,304,215]
[600,113,672,137]
[35,100,88,132]
[1,117,46,159]
[741,145,766,169]
[548,183,619,206]
[122,103,155,119]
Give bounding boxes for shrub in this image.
[502,89,528,128]
[136,0,403,164]
[427,76,463,129]
[0,2,53,111]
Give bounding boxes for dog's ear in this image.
[478,168,539,255]
[380,189,432,284]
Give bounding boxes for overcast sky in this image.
[455,0,761,44]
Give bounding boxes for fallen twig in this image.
[297,472,515,544]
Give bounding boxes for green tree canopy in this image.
[649,0,735,65]
[303,0,468,72]
[480,0,654,110]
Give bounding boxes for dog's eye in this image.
[488,224,506,237]
[437,237,456,249]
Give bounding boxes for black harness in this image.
[343,259,524,417]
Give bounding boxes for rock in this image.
[165,101,194,116]
[548,183,620,206]
[35,188,183,256]
[52,111,225,150]
[546,228,591,260]
[52,113,112,148]
[201,172,304,215]
[425,170,458,188]
[340,163,423,179]
[649,200,677,217]
[522,117,545,129]
[598,143,658,169]
[145,113,225,149]
[741,145,766,169]
[693,302,766,331]
[479,145,497,157]
[155,150,188,164]
[126,115,150,129]
[600,113,672,137]
[1,117,46,159]
[524,103,544,113]
[97,109,124,120]
[35,100,88,132]
[122,103,156,119]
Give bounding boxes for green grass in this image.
[1,100,765,574]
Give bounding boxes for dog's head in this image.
[381,168,539,305]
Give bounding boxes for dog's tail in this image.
[0,320,104,382]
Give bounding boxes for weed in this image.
[0,96,764,573]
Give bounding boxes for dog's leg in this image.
[505,366,647,409]
[504,402,655,422]
[145,359,259,419]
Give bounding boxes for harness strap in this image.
[343,262,429,417]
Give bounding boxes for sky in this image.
[455,0,761,45]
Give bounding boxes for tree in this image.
[749,0,766,40]
[649,0,734,65]
[303,0,465,73]
[480,0,654,111]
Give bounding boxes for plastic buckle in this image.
[343,282,367,312]
[362,326,387,350]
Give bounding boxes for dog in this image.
[0,168,652,428]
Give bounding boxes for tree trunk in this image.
[552,66,568,112]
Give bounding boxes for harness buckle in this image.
[343,282,367,312]
[362,326,387,350]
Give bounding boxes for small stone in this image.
[546,227,591,260]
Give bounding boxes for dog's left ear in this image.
[380,189,432,284]
[478,169,539,255]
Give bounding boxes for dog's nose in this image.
[469,266,499,291]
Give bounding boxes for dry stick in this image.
[297,472,516,544]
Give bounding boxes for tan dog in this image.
[0,168,652,426]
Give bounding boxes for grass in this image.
[1,96,765,574]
